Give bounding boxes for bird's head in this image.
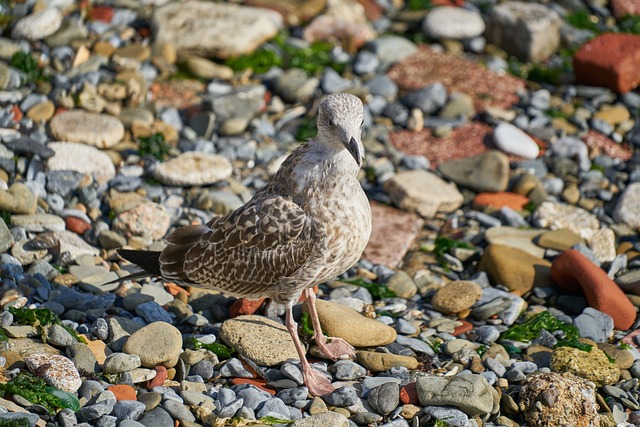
[316,93,365,167]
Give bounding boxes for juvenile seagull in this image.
[119,93,372,396]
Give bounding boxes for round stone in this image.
[153,152,233,186]
[422,6,486,40]
[431,281,483,315]
[49,110,125,149]
[113,202,171,241]
[122,322,183,368]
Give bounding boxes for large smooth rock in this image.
[47,142,116,181]
[153,152,233,186]
[219,315,298,366]
[416,374,499,416]
[479,244,552,296]
[12,8,63,40]
[123,322,183,368]
[152,2,282,59]
[438,150,509,193]
[309,299,396,348]
[49,111,124,149]
[25,353,82,392]
[383,170,463,218]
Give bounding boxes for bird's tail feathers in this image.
[117,249,162,276]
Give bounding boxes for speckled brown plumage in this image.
[119,93,372,396]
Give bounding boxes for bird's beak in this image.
[346,136,362,167]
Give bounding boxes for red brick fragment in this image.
[146,366,167,389]
[573,33,640,94]
[452,320,474,336]
[64,216,91,235]
[550,249,636,330]
[400,382,419,404]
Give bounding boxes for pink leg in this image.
[303,288,356,360]
[285,305,334,396]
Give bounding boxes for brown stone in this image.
[573,33,640,94]
[363,201,422,269]
[535,229,585,252]
[431,281,483,315]
[478,244,552,295]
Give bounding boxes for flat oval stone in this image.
[47,142,116,181]
[153,152,233,186]
[422,6,485,40]
[49,110,124,149]
[493,122,540,159]
[25,353,82,392]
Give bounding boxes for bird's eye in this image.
[328,118,335,127]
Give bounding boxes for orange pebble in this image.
[164,282,189,297]
[107,384,137,401]
[473,192,529,211]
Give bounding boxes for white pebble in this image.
[493,122,540,159]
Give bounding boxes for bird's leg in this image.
[303,288,356,360]
[284,304,335,396]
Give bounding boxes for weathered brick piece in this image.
[573,33,640,94]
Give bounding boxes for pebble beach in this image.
[1,0,640,426]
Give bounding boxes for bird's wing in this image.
[158,194,318,298]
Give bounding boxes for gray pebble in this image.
[236,386,269,410]
[256,397,291,419]
[138,408,174,427]
[323,386,358,407]
[113,400,146,422]
[424,406,469,427]
[367,382,399,415]
[331,360,367,380]
[217,398,243,418]
[162,399,195,422]
[219,358,253,378]
[276,387,309,405]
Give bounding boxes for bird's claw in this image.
[317,336,356,361]
[303,366,335,397]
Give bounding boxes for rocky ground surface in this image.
[2,0,640,426]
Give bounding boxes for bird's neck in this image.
[271,139,362,201]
